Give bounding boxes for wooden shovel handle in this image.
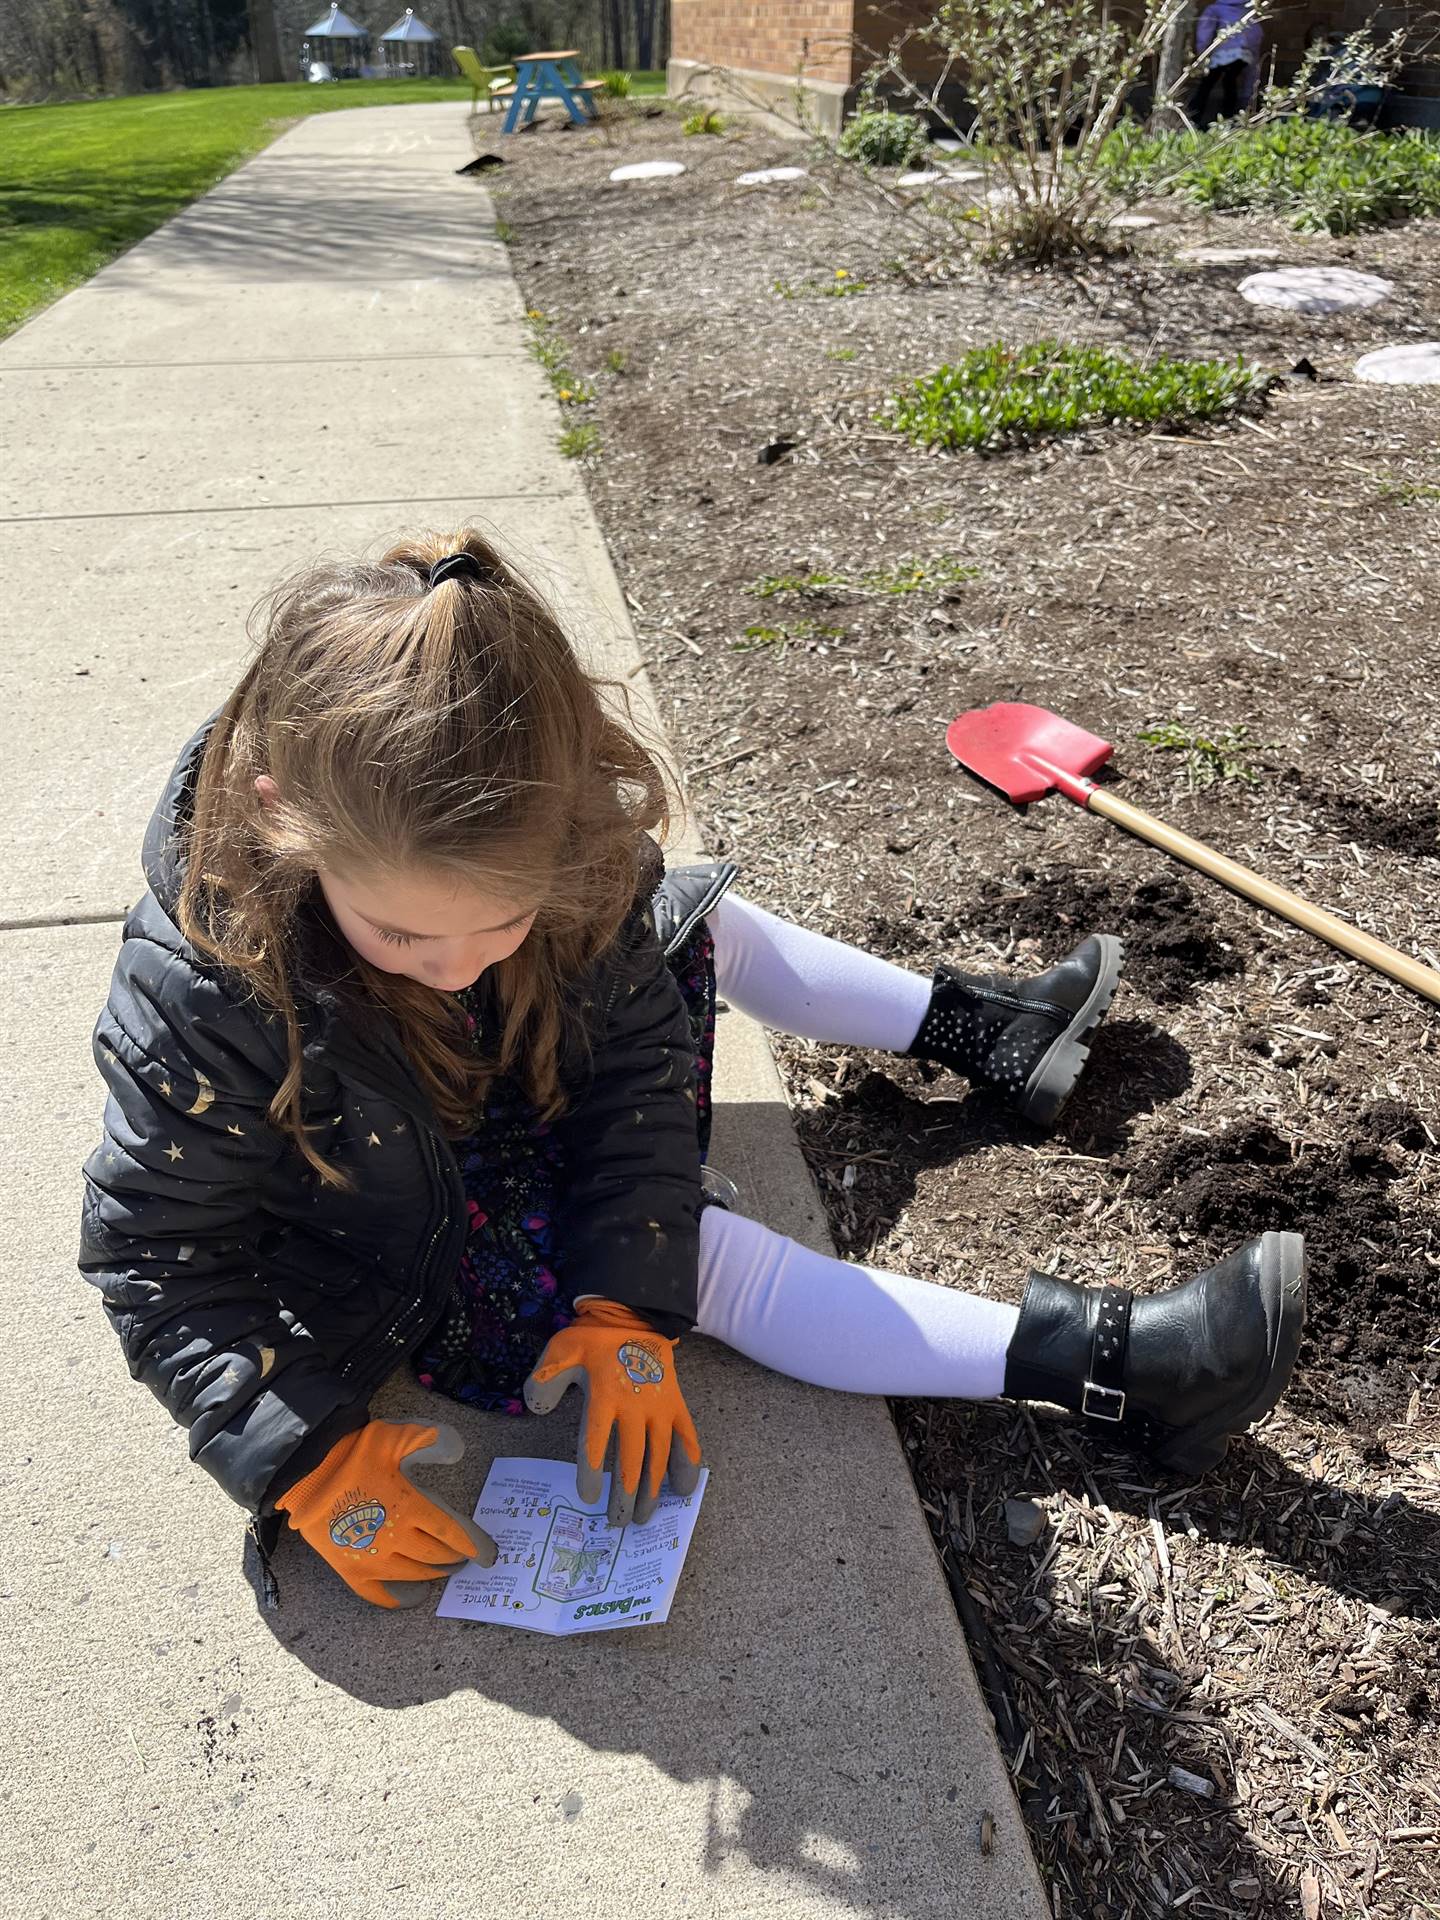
[1087,787,1440,1006]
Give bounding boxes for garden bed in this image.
[482,105,1440,1919]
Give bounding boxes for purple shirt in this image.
[1197,0,1263,66]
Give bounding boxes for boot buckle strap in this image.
[1081,1381,1126,1422]
[1083,1284,1134,1425]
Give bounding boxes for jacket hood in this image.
[141,708,223,926]
[138,708,357,1027]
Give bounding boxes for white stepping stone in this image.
[932,138,964,152]
[1179,245,1280,265]
[1239,266,1393,314]
[1109,213,1158,230]
[897,170,946,187]
[609,160,686,182]
[1354,342,1440,385]
[735,166,808,186]
[945,169,983,185]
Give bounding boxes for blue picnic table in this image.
[497,48,600,133]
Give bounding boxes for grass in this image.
[681,107,726,136]
[0,73,665,338]
[1097,118,1440,236]
[881,342,1264,454]
[747,557,976,599]
[0,78,478,338]
[1137,720,1262,788]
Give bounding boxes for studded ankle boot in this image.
[1002,1231,1307,1474]
[906,933,1123,1126]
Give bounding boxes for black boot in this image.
[907,933,1123,1126]
[1002,1232,1307,1474]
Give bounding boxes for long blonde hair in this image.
[177,527,674,1188]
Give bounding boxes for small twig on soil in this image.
[688,745,760,779]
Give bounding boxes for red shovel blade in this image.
[946,702,1114,806]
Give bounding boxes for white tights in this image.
[690,893,1020,1399]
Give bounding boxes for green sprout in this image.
[1137,720,1262,789]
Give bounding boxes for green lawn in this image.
[0,73,665,339]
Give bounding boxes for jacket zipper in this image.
[333,1094,462,1387]
[339,1217,446,1382]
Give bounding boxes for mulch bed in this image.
[478,102,1440,1918]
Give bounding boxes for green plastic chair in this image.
[451,46,516,113]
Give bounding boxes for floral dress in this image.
[408,920,718,1413]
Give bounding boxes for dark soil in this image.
[488,104,1440,1920]
[1131,1104,1440,1427]
[952,866,1249,1001]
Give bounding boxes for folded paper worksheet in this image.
[435,1456,708,1634]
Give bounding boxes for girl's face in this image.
[317,865,540,993]
[253,776,539,992]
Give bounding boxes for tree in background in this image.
[1,0,252,97]
[0,0,669,98]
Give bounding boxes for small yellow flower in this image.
[558,388,572,400]
[527,307,543,317]
[834,267,848,279]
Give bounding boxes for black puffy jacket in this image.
[77,715,737,1521]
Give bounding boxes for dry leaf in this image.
[1300,1867,1322,1920]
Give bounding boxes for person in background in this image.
[1190,0,1264,125]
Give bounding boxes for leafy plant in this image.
[558,422,600,459]
[881,341,1264,453]
[599,70,633,98]
[842,0,1192,261]
[748,569,843,598]
[837,107,931,169]
[842,0,1417,263]
[1097,118,1440,235]
[525,311,596,412]
[731,618,847,653]
[1137,720,1262,788]
[494,217,514,244]
[731,625,788,653]
[826,346,859,362]
[606,348,628,374]
[1379,476,1440,506]
[682,107,726,136]
[774,270,869,300]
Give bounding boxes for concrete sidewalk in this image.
[0,104,1048,1920]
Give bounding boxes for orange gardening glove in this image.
[275,1418,496,1610]
[522,1300,702,1527]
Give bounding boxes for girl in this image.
[79,531,1306,1612]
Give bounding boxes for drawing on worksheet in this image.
[434,1457,709,1636]
[534,1503,616,1602]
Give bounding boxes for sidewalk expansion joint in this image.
[0,491,579,525]
[0,910,129,933]
[0,351,531,374]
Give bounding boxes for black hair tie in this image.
[427,552,488,590]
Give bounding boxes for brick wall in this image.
[670,0,860,86]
